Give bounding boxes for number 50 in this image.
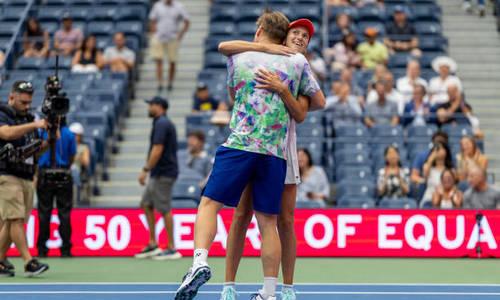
[84,215,131,251]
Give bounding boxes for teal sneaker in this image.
[281,288,296,300]
[220,286,238,300]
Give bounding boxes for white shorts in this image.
[285,120,300,185]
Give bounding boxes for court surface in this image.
[2,283,500,299]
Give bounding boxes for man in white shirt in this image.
[367,72,406,114]
[104,32,136,73]
[149,0,190,93]
[396,60,428,103]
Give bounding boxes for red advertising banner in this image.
[6,209,500,257]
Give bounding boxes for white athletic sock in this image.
[259,277,277,298]
[193,248,208,267]
[223,282,235,287]
[282,284,294,291]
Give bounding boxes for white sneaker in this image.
[175,264,212,300]
[462,1,472,13]
[250,293,276,300]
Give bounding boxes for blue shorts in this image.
[202,146,287,215]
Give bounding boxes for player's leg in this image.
[251,154,287,300]
[176,147,255,300]
[278,184,298,300]
[222,184,254,299]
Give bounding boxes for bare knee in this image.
[278,210,295,233]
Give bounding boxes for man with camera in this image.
[0,81,49,277]
[36,116,76,258]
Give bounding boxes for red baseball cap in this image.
[288,18,315,40]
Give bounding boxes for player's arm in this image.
[255,68,308,123]
[308,90,326,111]
[218,40,296,57]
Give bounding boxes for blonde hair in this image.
[256,9,290,43]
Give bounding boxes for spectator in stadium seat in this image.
[297,148,329,207]
[410,131,449,185]
[54,14,83,56]
[364,80,399,128]
[384,6,421,58]
[357,27,389,70]
[367,72,406,115]
[149,0,190,93]
[186,130,212,180]
[377,145,410,199]
[396,60,428,103]
[428,56,463,106]
[192,82,220,113]
[104,32,136,73]
[326,82,363,126]
[463,166,500,209]
[324,31,361,71]
[71,35,104,73]
[0,50,4,67]
[456,136,488,182]
[402,83,431,127]
[432,168,463,208]
[333,13,355,35]
[421,141,454,206]
[23,17,50,58]
[432,84,474,127]
[305,51,327,83]
[339,67,364,97]
[69,122,91,202]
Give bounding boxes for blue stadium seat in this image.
[388,52,412,69]
[328,6,358,21]
[293,5,321,23]
[420,51,445,68]
[204,52,227,69]
[419,35,447,52]
[337,197,376,208]
[336,181,376,199]
[87,21,114,36]
[296,201,324,208]
[115,21,144,39]
[268,4,294,20]
[16,57,45,70]
[334,124,370,138]
[303,111,324,125]
[213,0,238,4]
[412,4,442,21]
[210,21,237,36]
[97,0,120,5]
[44,56,72,70]
[336,151,370,167]
[37,8,66,22]
[297,138,324,164]
[5,0,30,6]
[7,70,36,81]
[336,166,374,182]
[297,124,324,138]
[371,124,404,138]
[171,200,199,208]
[116,6,147,21]
[67,7,91,22]
[442,124,473,138]
[44,0,67,6]
[88,7,117,21]
[238,21,258,36]
[125,35,140,52]
[40,21,59,35]
[334,137,370,152]
[2,7,26,21]
[121,0,149,8]
[237,5,262,22]
[0,21,20,37]
[210,5,238,22]
[415,21,442,35]
[67,0,95,5]
[407,124,438,137]
[378,197,418,209]
[358,5,386,22]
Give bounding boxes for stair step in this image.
[99,185,144,197]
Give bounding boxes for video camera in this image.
[40,56,72,187]
[0,140,42,163]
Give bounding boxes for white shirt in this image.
[104,46,136,64]
[396,76,428,103]
[366,88,406,115]
[149,1,190,42]
[428,75,462,106]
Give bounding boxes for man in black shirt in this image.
[0,81,49,277]
[385,6,421,57]
[136,96,181,260]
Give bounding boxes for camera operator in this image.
[36,116,76,258]
[0,81,49,277]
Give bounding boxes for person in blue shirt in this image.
[36,117,77,257]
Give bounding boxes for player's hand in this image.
[34,119,48,130]
[265,44,297,56]
[255,68,287,94]
[138,170,148,186]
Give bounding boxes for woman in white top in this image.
[421,142,454,206]
[428,56,462,106]
[432,168,463,209]
[297,148,330,207]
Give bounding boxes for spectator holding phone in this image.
[421,141,454,206]
[432,168,463,208]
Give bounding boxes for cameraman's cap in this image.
[62,12,72,20]
[12,80,34,94]
[145,96,169,109]
[196,82,208,91]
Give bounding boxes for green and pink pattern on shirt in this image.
[224,51,320,159]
